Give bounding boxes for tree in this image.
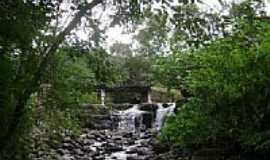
[0,0,56,152]
[110,42,133,57]
[0,0,103,153]
[0,1,178,153]
[2,0,256,157]
[159,1,270,157]
[87,48,122,85]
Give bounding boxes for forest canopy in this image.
[1,0,270,159]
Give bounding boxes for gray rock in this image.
[62,155,75,160]
[105,143,123,152]
[74,148,84,155]
[136,147,152,155]
[57,148,70,155]
[62,143,74,150]
[127,155,148,160]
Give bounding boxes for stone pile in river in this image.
[32,129,156,160]
[29,103,183,160]
[30,128,190,160]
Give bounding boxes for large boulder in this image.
[142,112,154,129]
[91,114,113,130]
[139,103,158,112]
[111,103,134,110]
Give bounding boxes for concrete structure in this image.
[97,85,152,104]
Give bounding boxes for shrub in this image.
[160,21,270,154]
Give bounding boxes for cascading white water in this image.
[115,103,176,131]
[155,103,176,131]
[105,103,176,160]
[117,104,146,131]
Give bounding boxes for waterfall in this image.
[114,103,175,131]
[117,104,146,131]
[155,103,176,131]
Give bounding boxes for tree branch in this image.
[0,0,102,152]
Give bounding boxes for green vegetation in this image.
[1,0,270,159]
[159,15,270,158]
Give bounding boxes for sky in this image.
[104,0,270,47]
[65,0,270,48]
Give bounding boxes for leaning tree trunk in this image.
[0,0,102,151]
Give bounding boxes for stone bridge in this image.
[96,85,152,105]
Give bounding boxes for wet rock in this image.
[106,143,123,152]
[92,115,113,130]
[82,146,94,152]
[122,131,133,138]
[57,148,70,155]
[71,141,81,148]
[127,155,140,160]
[74,148,84,155]
[93,155,105,160]
[127,155,148,160]
[62,155,75,160]
[86,134,96,139]
[124,139,135,146]
[112,103,134,110]
[126,146,138,154]
[137,147,152,155]
[62,143,74,150]
[76,155,92,160]
[140,132,153,139]
[30,103,178,160]
[89,151,100,157]
[82,139,94,145]
[162,103,169,108]
[140,103,158,112]
[63,137,73,143]
[112,135,122,141]
[142,112,154,129]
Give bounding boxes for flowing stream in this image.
[113,103,175,132]
[155,103,176,131]
[117,104,146,131]
[101,103,176,160]
[31,103,176,160]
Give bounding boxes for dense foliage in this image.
[159,19,270,156]
[1,0,270,159]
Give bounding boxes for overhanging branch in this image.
[0,0,103,152]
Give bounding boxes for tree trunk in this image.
[0,0,102,152]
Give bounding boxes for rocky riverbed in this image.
[27,102,251,160]
[29,103,189,160]
[29,128,189,160]
[59,129,155,160]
